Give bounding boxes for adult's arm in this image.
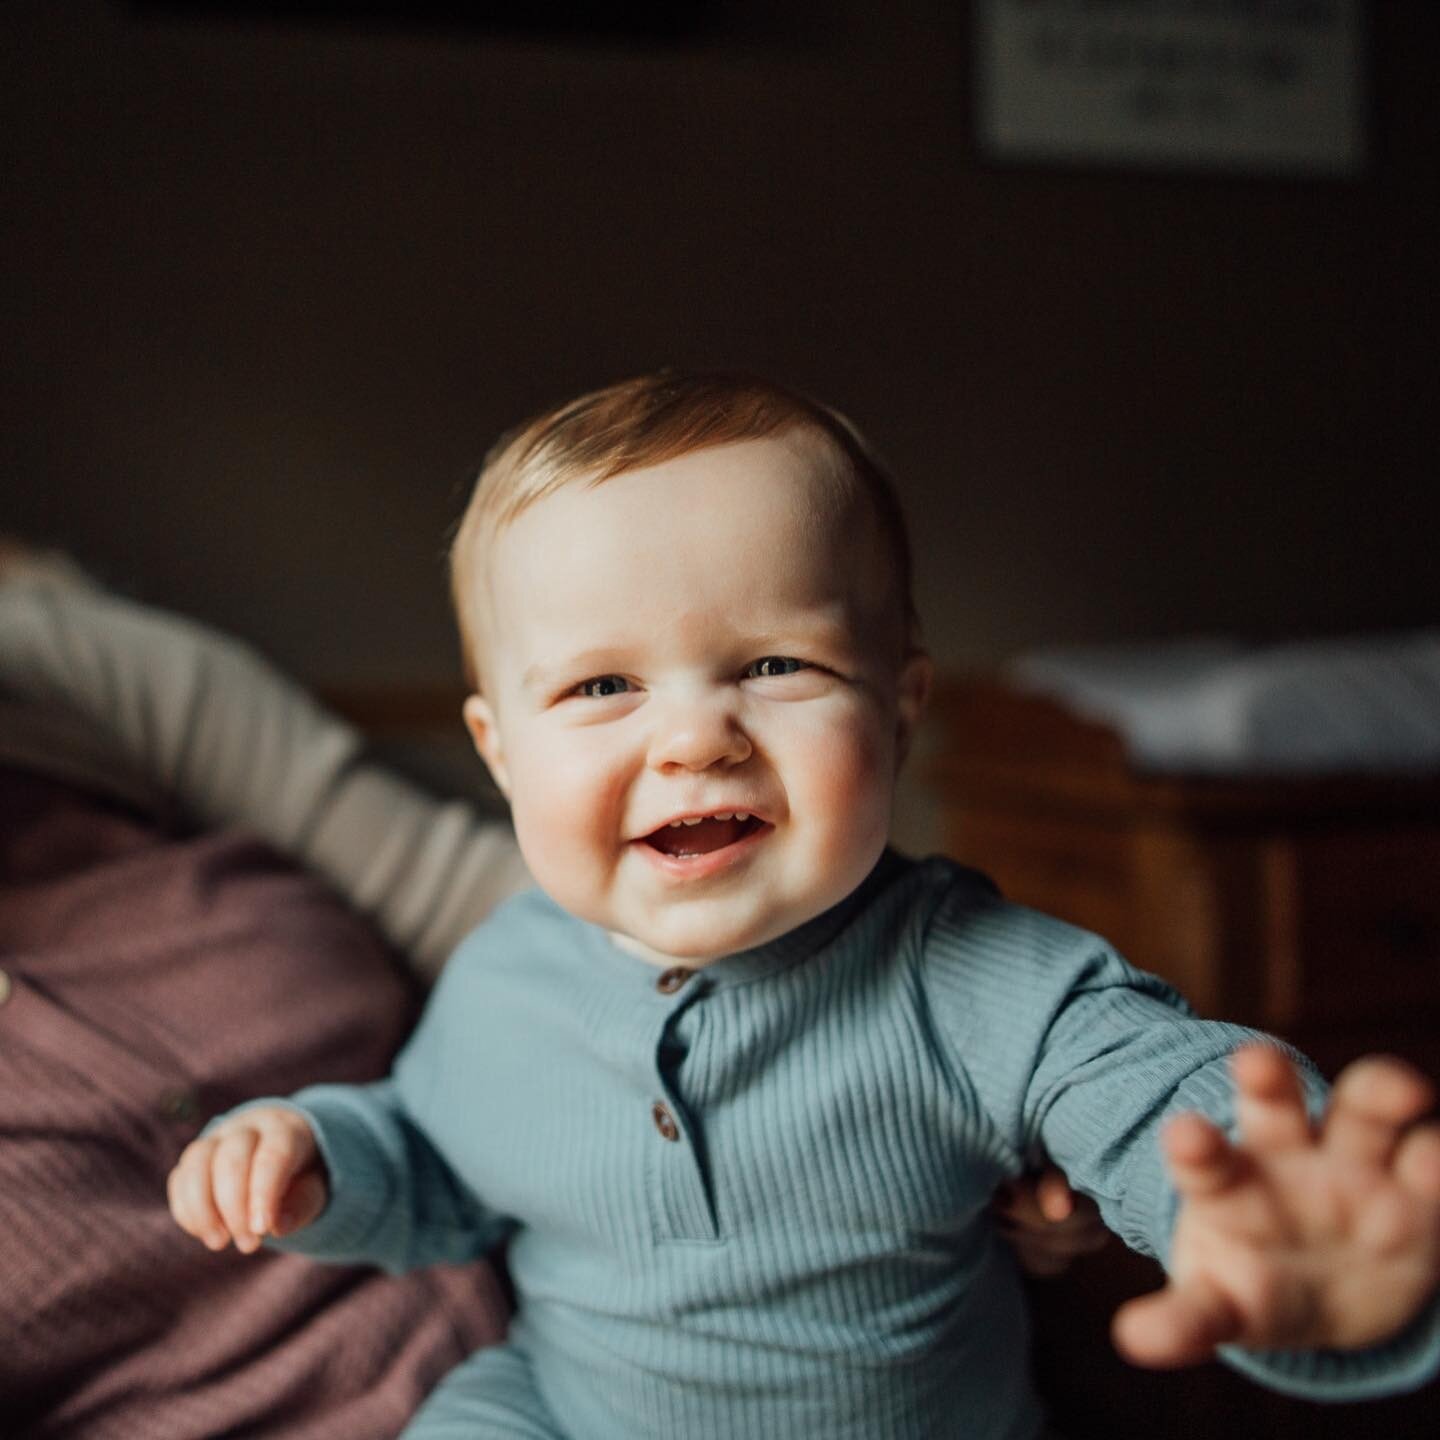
[0,554,530,978]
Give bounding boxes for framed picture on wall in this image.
[974,0,1366,178]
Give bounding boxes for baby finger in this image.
[248,1116,317,1235]
[1162,1111,1243,1198]
[210,1127,262,1252]
[167,1139,229,1250]
[1232,1045,1311,1153]
[1394,1120,1440,1204]
[1326,1056,1435,1170]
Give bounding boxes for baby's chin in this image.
[608,930,722,968]
[607,906,818,969]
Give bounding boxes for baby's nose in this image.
[646,696,753,772]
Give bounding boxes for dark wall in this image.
[4,0,1436,691]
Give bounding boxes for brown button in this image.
[651,1101,680,1142]
[158,1089,202,1125]
[656,967,692,995]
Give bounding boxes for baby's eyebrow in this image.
[747,618,856,652]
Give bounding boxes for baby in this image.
[169,372,1440,1438]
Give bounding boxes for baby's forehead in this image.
[499,439,865,582]
[453,400,916,692]
[486,442,899,652]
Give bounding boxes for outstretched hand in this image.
[1113,1045,1440,1368]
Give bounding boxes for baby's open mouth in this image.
[643,813,764,858]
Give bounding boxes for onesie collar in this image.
[589,848,908,992]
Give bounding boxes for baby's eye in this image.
[746,656,808,679]
[575,675,630,698]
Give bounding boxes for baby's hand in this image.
[994,1161,1109,1278]
[1114,1045,1440,1367]
[167,1105,327,1254]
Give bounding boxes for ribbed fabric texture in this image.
[275,852,1440,1438]
[0,769,509,1439]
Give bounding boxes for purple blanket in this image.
[0,768,508,1438]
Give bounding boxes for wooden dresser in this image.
[931,678,1440,1079]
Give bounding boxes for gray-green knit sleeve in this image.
[268,1079,514,1273]
[260,934,521,1270]
[918,871,1440,1401]
[917,883,1256,1258]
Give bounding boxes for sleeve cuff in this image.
[268,1086,411,1266]
[1218,1296,1440,1401]
[205,1090,404,1268]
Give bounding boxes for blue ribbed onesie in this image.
[266,852,1440,1437]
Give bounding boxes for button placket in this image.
[647,977,720,1242]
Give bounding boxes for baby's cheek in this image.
[510,749,628,884]
[507,761,580,866]
[805,719,893,856]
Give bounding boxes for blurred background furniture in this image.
[933,675,1440,1081]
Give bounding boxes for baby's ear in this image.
[894,650,933,769]
[462,694,511,799]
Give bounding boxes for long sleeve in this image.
[244,937,524,1273]
[919,873,1440,1401]
[0,566,530,977]
[260,1080,515,1273]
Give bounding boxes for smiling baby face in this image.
[460,431,930,965]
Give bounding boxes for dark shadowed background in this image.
[4,0,1436,713]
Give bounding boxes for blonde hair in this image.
[448,370,917,690]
